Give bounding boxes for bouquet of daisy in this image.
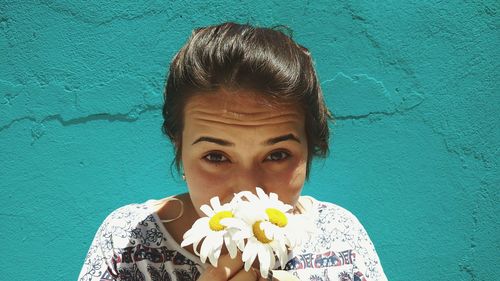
[181,187,312,278]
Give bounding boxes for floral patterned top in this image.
[78,196,387,281]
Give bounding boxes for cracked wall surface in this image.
[1,1,498,280]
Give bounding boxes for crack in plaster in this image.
[0,212,27,218]
[458,207,478,280]
[434,128,494,170]
[1,70,168,146]
[327,72,491,171]
[0,116,38,133]
[1,92,21,106]
[323,72,425,121]
[343,4,383,50]
[342,1,366,22]
[342,1,421,85]
[0,104,163,145]
[334,110,398,121]
[41,103,162,126]
[458,180,492,280]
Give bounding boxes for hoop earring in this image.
[158,197,184,223]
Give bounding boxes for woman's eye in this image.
[265,151,290,162]
[203,152,229,163]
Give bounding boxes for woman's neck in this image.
[157,193,199,255]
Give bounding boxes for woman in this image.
[78,22,387,281]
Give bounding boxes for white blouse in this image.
[78,196,387,281]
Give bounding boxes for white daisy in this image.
[240,188,309,256]
[180,196,243,267]
[239,187,293,216]
[227,191,290,277]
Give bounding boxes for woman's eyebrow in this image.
[192,133,301,146]
[263,133,301,145]
[192,136,234,146]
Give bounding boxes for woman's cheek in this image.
[186,156,306,206]
[193,162,231,187]
[186,162,235,206]
[288,161,307,193]
[265,159,307,203]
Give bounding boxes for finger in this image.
[199,252,245,281]
[229,267,259,281]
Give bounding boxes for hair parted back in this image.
[162,22,332,178]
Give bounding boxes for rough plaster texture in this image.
[1,1,498,280]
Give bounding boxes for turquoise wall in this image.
[1,1,498,280]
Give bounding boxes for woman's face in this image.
[181,89,308,218]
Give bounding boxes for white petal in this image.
[241,191,259,202]
[282,203,293,212]
[231,192,244,204]
[269,192,278,201]
[193,236,203,256]
[209,239,223,267]
[242,239,258,271]
[182,218,209,239]
[276,240,288,268]
[256,187,267,199]
[258,245,271,277]
[181,230,206,248]
[219,217,246,229]
[262,222,274,240]
[237,207,265,223]
[237,238,246,252]
[215,232,226,258]
[242,239,256,261]
[212,233,224,254]
[200,204,215,217]
[224,234,237,258]
[230,223,252,241]
[207,249,219,267]
[199,233,215,263]
[210,196,221,210]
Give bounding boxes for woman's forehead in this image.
[184,90,303,120]
[182,90,307,145]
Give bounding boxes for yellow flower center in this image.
[208,211,233,231]
[252,221,272,243]
[265,208,288,227]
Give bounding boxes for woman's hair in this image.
[162,22,332,178]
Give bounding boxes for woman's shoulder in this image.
[79,198,203,281]
[290,196,387,281]
[95,199,169,248]
[99,199,161,229]
[102,199,156,223]
[296,196,375,257]
[300,195,365,228]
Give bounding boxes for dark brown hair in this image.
[162,22,332,178]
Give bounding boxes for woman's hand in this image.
[198,253,270,281]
